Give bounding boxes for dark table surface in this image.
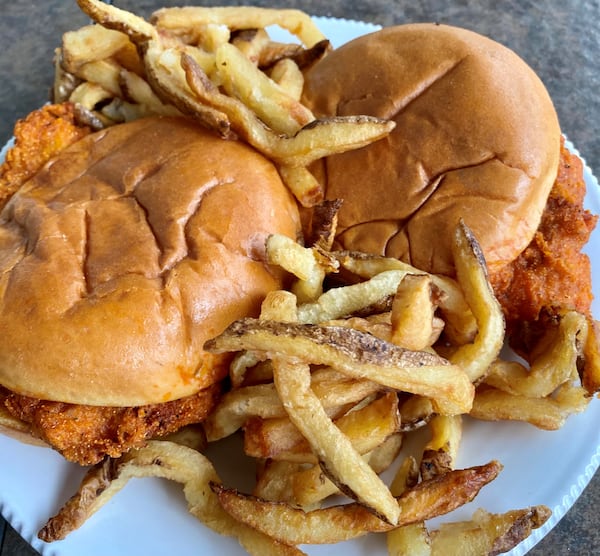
[1,1,598,555]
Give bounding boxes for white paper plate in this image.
[1,16,599,556]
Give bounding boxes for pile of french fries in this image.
[55,0,394,208]
[37,1,600,554]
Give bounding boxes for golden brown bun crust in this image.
[302,23,561,275]
[0,117,301,406]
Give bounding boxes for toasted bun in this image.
[0,117,301,406]
[302,23,561,275]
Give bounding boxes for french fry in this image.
[52,49,80,103]
[276,164,324,207]
[205,318,474,415]
[215,42,314,135]
[485,311,587,397]
[260,289,298,321]
[265,235,331,303]
[151,6,327,48]
[76,0,157,44]
[391,273,440,350]
[144,41,231,135]
[39,441,304,555]
[183,52,395,164]
[387,456,431,556]
[334,251,478,344]
[470,382,589,430]
[297,270,406,323]
[230,28,270,64]
[269,58,305,100]
[61,24,131,72]
[399,395,435,432]
[420,414,462,480]
[68,81,113,110]
[582,317,600,396]
[325,313,394,342]
[204,369,382,442]
[272,357,400,523]
[289,432,404,509]
[429,506,551,555]
[212,461,502,544]
[77,59,122,96]
[243,391,400,463]
[119,68,181,116]
[449,221,505,382]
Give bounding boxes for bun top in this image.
[0,117,301,406]
[302,23,561,275]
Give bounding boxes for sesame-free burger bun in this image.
[302,23,561,275]
[0,116,301,406]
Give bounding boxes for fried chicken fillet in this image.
[491,138,598,352]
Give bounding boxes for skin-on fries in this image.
[272,358,401,523]
[428,506,551,555]
[471,382,589,430]
[420,414,463,481]
[203,371,381,442]
[333,250,478,345]
[151,6,328,48]
[449,221,505,383]
[39,441,304,556]
[205,318,474,415]
[70,0,394,209]
[243,390,399,462]
[212,461,502,545]
[484,310,587,397]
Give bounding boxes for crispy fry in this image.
[77,59,122,96]
[68,81,113,110]
[183,52,395,162]
[449,221,505,382]
[297,270,405,323]
[429,506,551,555]
[204,373,381,442]
[77,0,157,44]
[39,441,303,555]
[582,318,600,395]
[387,456,431,556]
[243,391,400,463]
[151,6,327,47]
[61,24,131,73]
[285,432,403,508]
[420,414,462,480]
[144,41,230,135]
[269,58,305,100]
[276,164,324,207]
[391,274,440,350]
[215,42,314,135]
[213,461,502,544]
[485,311,587,397]
[119,68,181,116]
[206,318,474,415]
[334,251,478,344]
[399,395,435,432]
[471,382,589,430]
[272,358,400,523]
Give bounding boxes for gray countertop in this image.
[1,1,598,555]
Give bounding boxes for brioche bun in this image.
[302,23,561,275]
[0,116,300,406]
